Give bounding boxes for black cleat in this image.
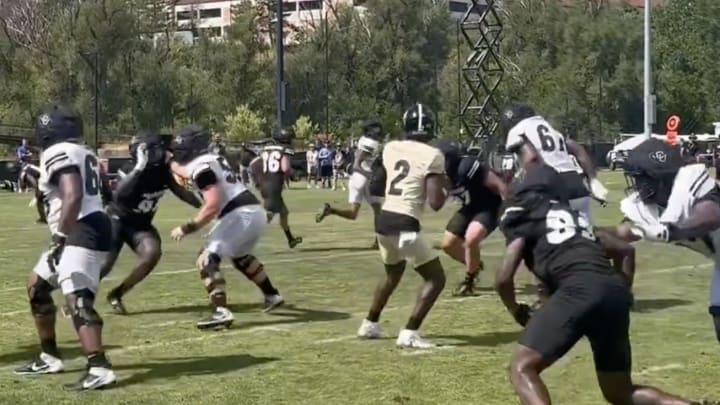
[453,270,480,297]
[107,288,128,315]
[196,307,234,330]
[63,366,116,391]
[14,353,64,375]
[315,203,331,223]
[288,236,303,249]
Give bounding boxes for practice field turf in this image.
[0,170,719,404]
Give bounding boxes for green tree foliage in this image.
[0,0,717,146]
[224,104,266,144]
[292,115,318,142]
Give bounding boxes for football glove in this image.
[134,143,149,172]
[47,232,67,272]
[512,303,532,327]
[639,223,670,242]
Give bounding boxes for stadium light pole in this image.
[643,0,654,139]
[274,1,286,131]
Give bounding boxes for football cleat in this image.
[262,294,285,313]
[63,366,116,391]
[357,319,382,339]
[288,236,303,249]
[14,352,64,375]
[371,238,379,250]
[396,329,435,349]
[315,203,331,223]
[196,306,234,330]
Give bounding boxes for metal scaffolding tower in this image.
[459,0,503,156]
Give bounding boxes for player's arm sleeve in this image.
[427,151,445,175]
[192,164,218,191]
[457,157,488,188]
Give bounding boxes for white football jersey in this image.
[506,116,580,174]
[621,164,720,259]
[184,153,248,215]
[306,150,317,167]
[39,142,104,234]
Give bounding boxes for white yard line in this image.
[634,363,684,376]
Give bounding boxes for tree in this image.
[292,115,318,142]
[224,104,266,144]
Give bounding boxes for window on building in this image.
[299,1,322,10]
[283,1,297,12]
[199,8,222,19]
[449,1,468,13]
[176,10,196,21]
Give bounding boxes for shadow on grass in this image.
[632,298,692,313]
[433,331,520,347]
[129,304,351,330]
[114,354,278,388]
[0,343,123,367]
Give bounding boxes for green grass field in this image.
[0,170,718,404]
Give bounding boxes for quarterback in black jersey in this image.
[495,162,698,405]
[101,132,201,314]
[437,140,507,296]
[251,128,302,248]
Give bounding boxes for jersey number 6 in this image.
[84,155,101,196]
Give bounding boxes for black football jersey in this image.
[260,144,293,189]
[106,162,172,224]
[500,196,612,293]
[451,157,502,210]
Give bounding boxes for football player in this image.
[437,140,507,296]
[357,104,449,348]
[100,132,202,314]
[306,143,318,188]
[315,121,384,247]
[496,161,698,405]
[15,105,116,390]
[252,128,302,248]
[332,142,347,191]
[620,138,720,343]
[501,104,608,219]
[169,125,284,329]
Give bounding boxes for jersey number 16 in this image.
[262,150,282,173]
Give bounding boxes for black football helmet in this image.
[623,138,683,207]
[170,125,211,164]
[35,104,83,149]
[362,120,383,140]
[130,131,167,167]
[402,103,436,141]
[272,127,295,145]
[499,104,536,137]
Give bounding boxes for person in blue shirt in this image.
[317,143,334,189]
[16,139,33,192]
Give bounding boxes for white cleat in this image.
[262,294,285,312]
[357,319,382,339]
[64,366,117,391]
[14,352,65,375]
[396,329,435,349]
[196,306,234,330]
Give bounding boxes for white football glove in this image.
[590,178,609,201]
[639,223,670,242]
[134,143,149,172]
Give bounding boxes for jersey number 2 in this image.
[546,209,594,245]
[538,125,565,152]
[388,160,410,196]
[84,155,100,196]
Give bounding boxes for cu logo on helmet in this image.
[649,151,667,164]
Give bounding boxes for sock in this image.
[40,338,60,358]
[366,310,381,323]
[87,352,111,368]
[405,316,422,331]
[259,278,279,296]
[710,308,720,343]
[284,229,294,242]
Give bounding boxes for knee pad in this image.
[198,250,225,296]
[66,289,103,329]
[28,277,56,317]
[232,255,265,282]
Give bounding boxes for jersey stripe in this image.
[690,171,710,197]
[466,160,480,180]
[45,155,70,172]
[44,152,68,170]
